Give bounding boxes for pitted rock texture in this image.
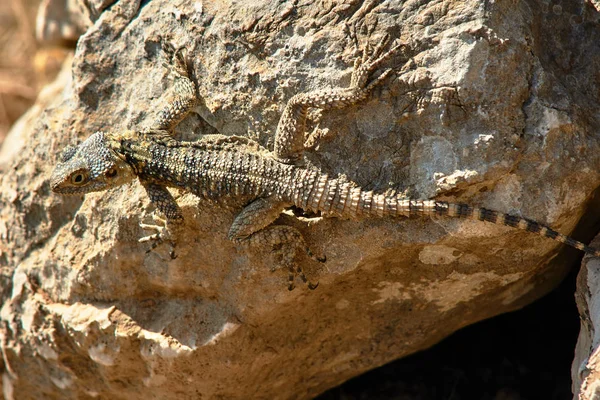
[2,1,600,399]
[574,234,600,400]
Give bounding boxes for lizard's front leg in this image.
[273,35,401,163]
[229,198,320,290]
[138,182,183,252]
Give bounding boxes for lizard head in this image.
[50,131,136,194]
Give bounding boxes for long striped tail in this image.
[296,175,600,257]
[416,200,600,257]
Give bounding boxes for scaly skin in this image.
[50,38,600,290]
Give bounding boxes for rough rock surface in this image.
[574,234,600,400]
[2,1,600,399]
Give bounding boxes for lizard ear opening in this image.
[105,168,118,179]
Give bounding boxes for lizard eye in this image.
[71,172,87,185]
[105,168,117,178]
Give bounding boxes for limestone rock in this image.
[2,1,600,399]
[573,235,600,399]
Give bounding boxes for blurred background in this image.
[0,0,70,147]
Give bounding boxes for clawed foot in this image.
[160,40,191,79]
[288,266,319,291]
[305,245,327,264]
[350,34,403,92]
[271,242,322,291]
[139,214,178,258]
[236,224,323,291]
[281,260,319,292]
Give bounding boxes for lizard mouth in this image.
[50,176,106,195]
[50,183,90,195]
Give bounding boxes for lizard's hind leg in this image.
[146,40,198,134]
[273,35,402,163]
[229,198,320,290]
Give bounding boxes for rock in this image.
[573,234,600,399]
[2,0,600,399]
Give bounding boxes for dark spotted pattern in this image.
[50,39,600,292]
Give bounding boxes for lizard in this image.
[50,36,600,290]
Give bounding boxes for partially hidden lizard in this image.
[50,37,600,290]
